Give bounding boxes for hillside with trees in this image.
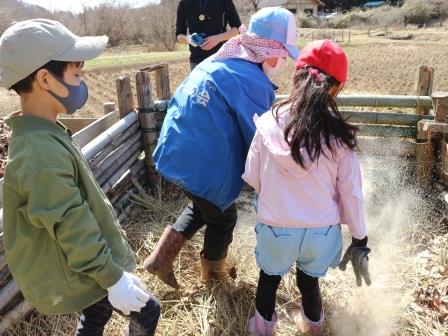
[0,0,447,50]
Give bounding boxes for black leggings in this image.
[255,268,322,322]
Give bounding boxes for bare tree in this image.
[150,0,178,51]
[79,2,90,35]
[91,0,131,46]
[250,0,261,11]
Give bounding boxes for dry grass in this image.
[4,156,448,336]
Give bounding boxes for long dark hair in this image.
[273,66,358,168]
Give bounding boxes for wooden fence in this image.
[306,26,392,43]
[0,62,447,331]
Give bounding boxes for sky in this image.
[21,0,158,13]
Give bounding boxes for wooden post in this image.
[416,140,435,187]
[432,91,448,123]
[341,31,344,42]
[116,76,134,118]
[415,65,434,115]
[135,71,158,169]
[416,120,435,188]
[155,63,171,100]
[103,102,116,115]
[349,30,351,43]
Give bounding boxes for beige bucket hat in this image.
[0,19,108,89]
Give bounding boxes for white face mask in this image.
[262,57,287,78]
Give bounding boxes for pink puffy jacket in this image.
[242,108,367,239]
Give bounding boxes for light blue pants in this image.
[254,222,343,278]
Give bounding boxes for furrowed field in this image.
[1,28,448,117]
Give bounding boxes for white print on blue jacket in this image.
[153,57,276,210]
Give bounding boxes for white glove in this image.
[107,271,150,315]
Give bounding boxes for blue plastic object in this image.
[190,33,204,46]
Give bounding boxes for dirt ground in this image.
[5,155,447,335]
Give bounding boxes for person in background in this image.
[0,19,160,336]
[176,0,242,70]
[243,40,372,335]
[144,7,299,290]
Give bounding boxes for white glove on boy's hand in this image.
[107,271,150,315]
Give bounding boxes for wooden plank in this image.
[72,110,119,148]
[415,65,434,115]
[0,300,34,332]
[101,150,142,193]
[0,233,4,254]
[116,76,134,118]
[441,138,448,178]
[136,71,157,169]
[155,63,171,100]
[140,63,166,72]
[103,102,116,115]
[0,280,20,313]
[90,123,140,170]
[417,119,448,140]
[108,160,146,204]
[0,178,3,210]
[274,94,433,108]
[416,141,435,187]
[357,124,417,138]
[81,112,138,162]
[97,142,142,186]
[154,100,169,130]
[357,137,416,157]
[153,97,434,114]
[58,118,97,133]
[160,64,171,100]
[94,132,141,182]
[343,111,433,126]
[432,91,448,123]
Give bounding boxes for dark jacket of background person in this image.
[176,0,241,65]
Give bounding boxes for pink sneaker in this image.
[294,307,324,335]
[247,309,278,336]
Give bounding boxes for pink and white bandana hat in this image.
[213,7,299,64]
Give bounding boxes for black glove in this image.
[339,236,372,287]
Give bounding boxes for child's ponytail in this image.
[273,66,358,168]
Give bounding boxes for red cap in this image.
[295,40,348,85]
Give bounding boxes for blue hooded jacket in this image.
[153,57,275,210]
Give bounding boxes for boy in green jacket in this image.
[0,19,160,335]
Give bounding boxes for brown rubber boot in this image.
[200,251,234,282]
[144,226,187,289]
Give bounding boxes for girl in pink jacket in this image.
[243,40,372,336]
